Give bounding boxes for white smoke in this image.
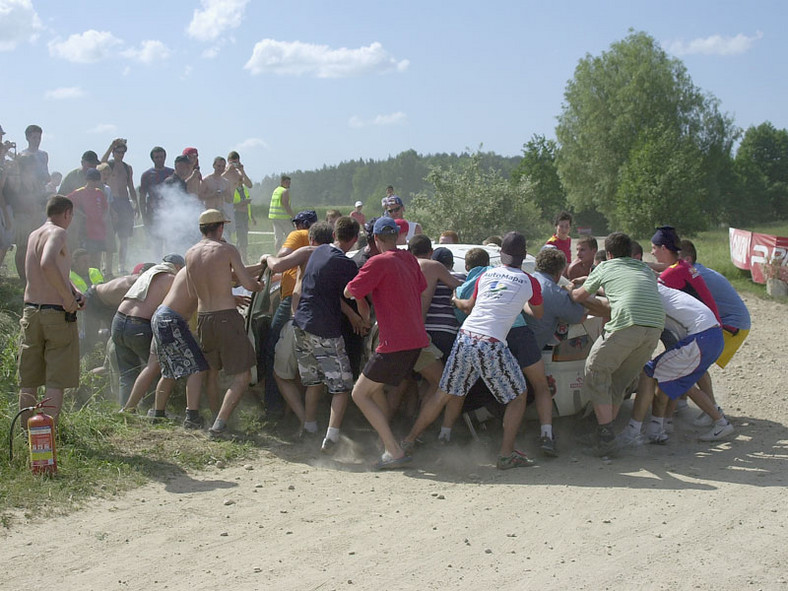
[152,183,204,258]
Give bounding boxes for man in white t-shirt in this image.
[620,284,734,446]
[401,231,545,470]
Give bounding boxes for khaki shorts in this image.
[18,306,80,389]
[197,308,255,376]
[274,320,298,380]
[413,338,443,373]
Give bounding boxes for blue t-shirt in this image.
[294,244,358,338]
[525,271,586,348]
[694,263,751,330]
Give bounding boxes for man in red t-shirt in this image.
[651,226,720,322]
[68,168,108,269]
[344,217,428,470]
[545,211,572,262]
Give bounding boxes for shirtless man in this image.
[18,196,81,424]
[200,157,233,211]
[144,267,210,429]
[15,125,50,282]
[101,138,138,274]
[139,146,174,257]
[566,235,598,280]
[186,209,264,438]
[112,254,184,406]
[182,147,202,196]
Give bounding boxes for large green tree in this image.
[555,30,737,235]
[733,122,788,223]
[410,151,545,244]
[511,134,568,220]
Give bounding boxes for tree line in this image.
[250,30,787,242]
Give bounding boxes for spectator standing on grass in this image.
[18,196,81,425]
[101,139,137,275]
[14,125,50,282]
[350,201,365,226]
[269,175,294,251]
[68,168,108,271]
[139,147,174,258]
[60,150,99,197]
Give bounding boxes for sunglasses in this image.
[387,206,402,214]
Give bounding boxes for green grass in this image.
[0,278,256,527]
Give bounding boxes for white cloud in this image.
[349,112,407,129]
[667,31,763,56]
[202,46,220,59]
[181,65,193,80]
[234,137,268,151]
[245,39,410,78]
[187,0,248,42]
[122,39,172,64]
[44,86,85,100]
[48,29,122,63]
[0,0,42,51]
[88,124,117,134]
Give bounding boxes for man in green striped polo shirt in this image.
[572,232,665,456]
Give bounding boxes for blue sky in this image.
[1,0,786,185]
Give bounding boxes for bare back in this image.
[186,237,261,312]
[94,274,139,308]
[161,268,198,318]
[24,221,71,306]
[118,271,175,319]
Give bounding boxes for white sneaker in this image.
[692,408,720,427]
[699,420,734,441]
[664,418,674,434]
[616,430,645,448]
[647,428,669,445]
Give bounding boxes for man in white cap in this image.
[186,209,264,437]
[350,200,366,226]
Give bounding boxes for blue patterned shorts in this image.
[152,306,209,380]
[439,331,526,404]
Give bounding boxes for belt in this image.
[461,329,500,343]
[25,303,65,311]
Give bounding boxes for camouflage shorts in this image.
[293,326,354,394]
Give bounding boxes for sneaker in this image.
[496,450,535,470]
[698,420,734,442]
[647,429,669,445]
[539,435,558,457]
[400,440,416,456]
[693,411,714,428]
[437,433,451,446]
[663,418,674,435]
[321,437,337,454]
[593,426,618,457]
[146,409,168,422]
[183,415,204,430]
[616,430,645,448]
[209,426,233,441]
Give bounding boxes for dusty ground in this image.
[2,293,787,590]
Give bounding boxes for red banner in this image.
[729,228,788,284]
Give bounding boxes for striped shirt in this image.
[583,257,665,333]
[425,274,464,335]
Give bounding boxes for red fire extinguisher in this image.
[28,410,57,475]
[8,398,58,475]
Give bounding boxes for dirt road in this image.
[2,294,787,590]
